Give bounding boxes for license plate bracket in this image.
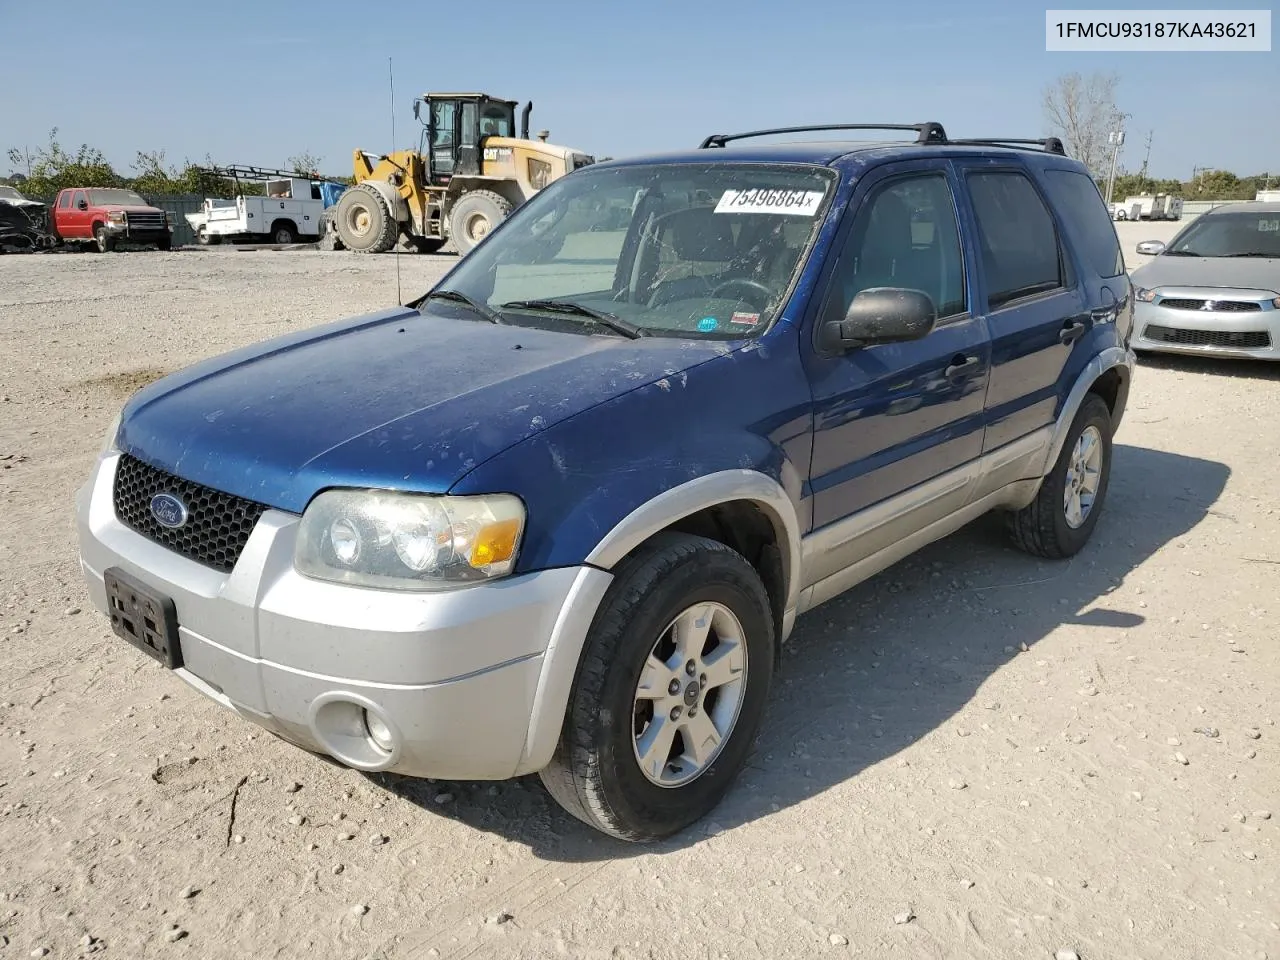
[103,567,183,669]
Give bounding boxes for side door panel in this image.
[799,160,991,585]
[68,190,89,238]
[950,161,1091,454]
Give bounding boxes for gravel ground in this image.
[1,222,1278,960]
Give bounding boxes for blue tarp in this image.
[318,182,349,208]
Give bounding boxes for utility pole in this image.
[1104,125,1126,206]
[1139,131,1153,190]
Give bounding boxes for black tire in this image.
[195,225,220,246]
[93,224,115,253]
[333,184,398,253]
[156,234,172,251]
[448,190,512,256]
[269,220,297,244]
[539,532,775,842]
[1006,393,1113,559]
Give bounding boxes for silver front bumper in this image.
[75,452,612,780]
[1134,293,1280,360]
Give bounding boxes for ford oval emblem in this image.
[150,493,189,529]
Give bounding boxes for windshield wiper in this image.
[499,299,646,339]
[1162,250,1202,257]
[1223,252,1276,258]
[417,288,504,324]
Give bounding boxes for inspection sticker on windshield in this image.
[715,189,824,216]
[730,312,760,327]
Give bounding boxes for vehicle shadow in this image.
[1137,351,1280,381]
[371,443,1228,862]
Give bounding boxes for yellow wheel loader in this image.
[328,93,594,256]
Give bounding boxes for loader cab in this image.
[415,92,521,183]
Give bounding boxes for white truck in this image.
[1115,193,1183,221]
[186,166,347,245]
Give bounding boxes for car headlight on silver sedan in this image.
[1134,287,1158,303]
[294,489,526,590]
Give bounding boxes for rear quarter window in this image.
[1040,169,1125,278]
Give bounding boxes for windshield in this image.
[1165,211,1280,258]
[88,189,149,206]
[428,162,836,338]
[0,186,24,201]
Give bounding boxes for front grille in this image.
[1158,297,1262,313]
[1143,325,1271,349]
[112,454,268,573]
[126,213,166,231]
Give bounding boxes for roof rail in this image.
[698,122,948,149]
[940,137,1067,156]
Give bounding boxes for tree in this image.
[7,128,121,198]
[287,152,323,176]
[1042,71,1122,177]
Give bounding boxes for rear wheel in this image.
[1005,393,1113,559]
[448,190,511,256]
[333,185,398,253]
[538,533,775,841]
[270,220,297,244]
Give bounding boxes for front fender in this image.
[450,334,815,623]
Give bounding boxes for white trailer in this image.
[1257,189,1280,202]
[1116,193,1183,221]
[185,166,346,245]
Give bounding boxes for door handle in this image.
[944,355,980,378]
[1059,320,1087,344]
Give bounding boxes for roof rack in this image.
[699,122,948,149]
[942,137,1067,156]
[193,164,326,182]
[696,125,1067,157]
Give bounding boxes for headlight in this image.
[294,489,525,590]
[107,211,126,224]
[1134,287,1157,303]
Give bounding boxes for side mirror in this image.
[77,200,88,210]
[1136,240,1165,256]
[412,100,421,121]
[821,287,937,352]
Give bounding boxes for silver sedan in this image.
[1130,201,1280,361]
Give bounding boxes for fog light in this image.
[364,710,393,752]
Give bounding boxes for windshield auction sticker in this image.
[715,189,824,216]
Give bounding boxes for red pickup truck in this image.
[52,187,173,252]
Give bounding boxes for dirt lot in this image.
[2,221,1278,960]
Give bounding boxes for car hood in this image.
[117,306,729,513]
[1131,255,1280,294]
[0,197,44,209]
[112,205,164,214]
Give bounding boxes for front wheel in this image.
[539,533,775,842]
[94,225,116,253]
[1005,393,1113,559]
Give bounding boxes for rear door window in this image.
[1041,169,1125,277]
[58,193,72,208]
[966,171,1065,310]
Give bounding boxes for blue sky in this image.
[2,0,1276,181]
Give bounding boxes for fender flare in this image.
[584,468,804,636]
[1040,345,1135,475]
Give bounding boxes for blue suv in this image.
[75,122,1135,841]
